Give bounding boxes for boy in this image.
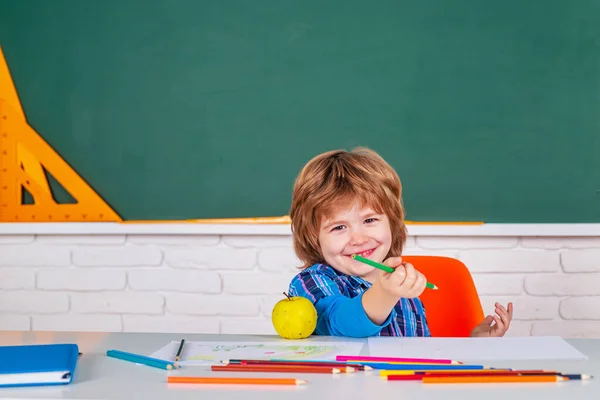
[288,147,513,337]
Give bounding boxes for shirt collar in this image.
[318,263,372,289]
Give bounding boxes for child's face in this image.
[318,201,392,283]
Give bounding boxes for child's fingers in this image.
[492,307,512,335]
[495,303,511,322]
[492,315,505,333]
[494,309,508,328]
[400,263,417,288]
[495,305,507,319]
[507,302,514,319]
[495,302,508,315]
[414,272,426,289]
[409,273,427,296]
[496,308,512,330]
[382,257,403,269]
[384,263,406,283]
[481,315,494,326]
[407,270,424,288]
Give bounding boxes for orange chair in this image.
[402,255,484,337]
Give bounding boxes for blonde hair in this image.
[290,147,408,269]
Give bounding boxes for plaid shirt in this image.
[289,263,430,337]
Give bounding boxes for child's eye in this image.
[364,218,378,224]
[331,225,345,232]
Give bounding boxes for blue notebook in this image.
[0,343,79,388]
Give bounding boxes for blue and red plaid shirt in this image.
[289,263,430,338]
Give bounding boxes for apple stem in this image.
[283,292,292,300]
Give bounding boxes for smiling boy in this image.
[287,147,513,338]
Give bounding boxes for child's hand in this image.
[470,302,514,337]
[362,257,428,325]
[377,257,427,299]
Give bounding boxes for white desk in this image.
[0,331,598,400]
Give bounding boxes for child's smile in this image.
[319,201,392,283]
[345,248,376,258]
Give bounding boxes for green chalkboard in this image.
[1,0,599,222]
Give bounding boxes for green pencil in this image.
[351,254,438,290]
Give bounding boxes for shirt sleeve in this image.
[288,269,393,338]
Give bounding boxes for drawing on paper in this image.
[149,341,364,365]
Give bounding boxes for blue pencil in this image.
[106,350,179,370]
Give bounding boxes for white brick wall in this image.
[0,234,599,338]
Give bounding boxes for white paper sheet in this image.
[149,340,365,366]
[367,336,588,361]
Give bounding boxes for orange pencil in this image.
[423,371,592,380]
[167,376,306,385]
[423,375,568,384]
[212,365,342,374]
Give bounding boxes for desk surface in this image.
[0,331,598,400]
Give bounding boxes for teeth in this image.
[348,249,373,257]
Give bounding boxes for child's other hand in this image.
[470,302,514,337]
[377,257,427,299]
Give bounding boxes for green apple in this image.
[272,292,317,339]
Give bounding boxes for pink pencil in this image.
[336,355,460,365]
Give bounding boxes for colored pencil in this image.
[225,359,372,371]
[380,369,509,376]
[213,365,342,374]
[424,369,545,375]
[383,375,425,381]
[346,360,461,366]
[423,371,592,380]
[347,361,465,369]
[360,363,485,370]
[175,339,185,362]
[237,363,357,373]
[106,349,178,370]
[557,374,593,380]
[336,355,458,364]
[383,374,509,381]
[381,369,593,381]
[231,358,350,365]
[167,376,307,385]
[351,254,438,290]
[110,349,180,369]
[422,375,568,383]
[419,370,544,376]
[382,370,529,378]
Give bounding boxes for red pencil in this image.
[383,375,424,381]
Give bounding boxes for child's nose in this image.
[349,230,368,245]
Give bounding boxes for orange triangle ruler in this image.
[0,47,122,222]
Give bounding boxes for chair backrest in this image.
[402,255,484,337]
